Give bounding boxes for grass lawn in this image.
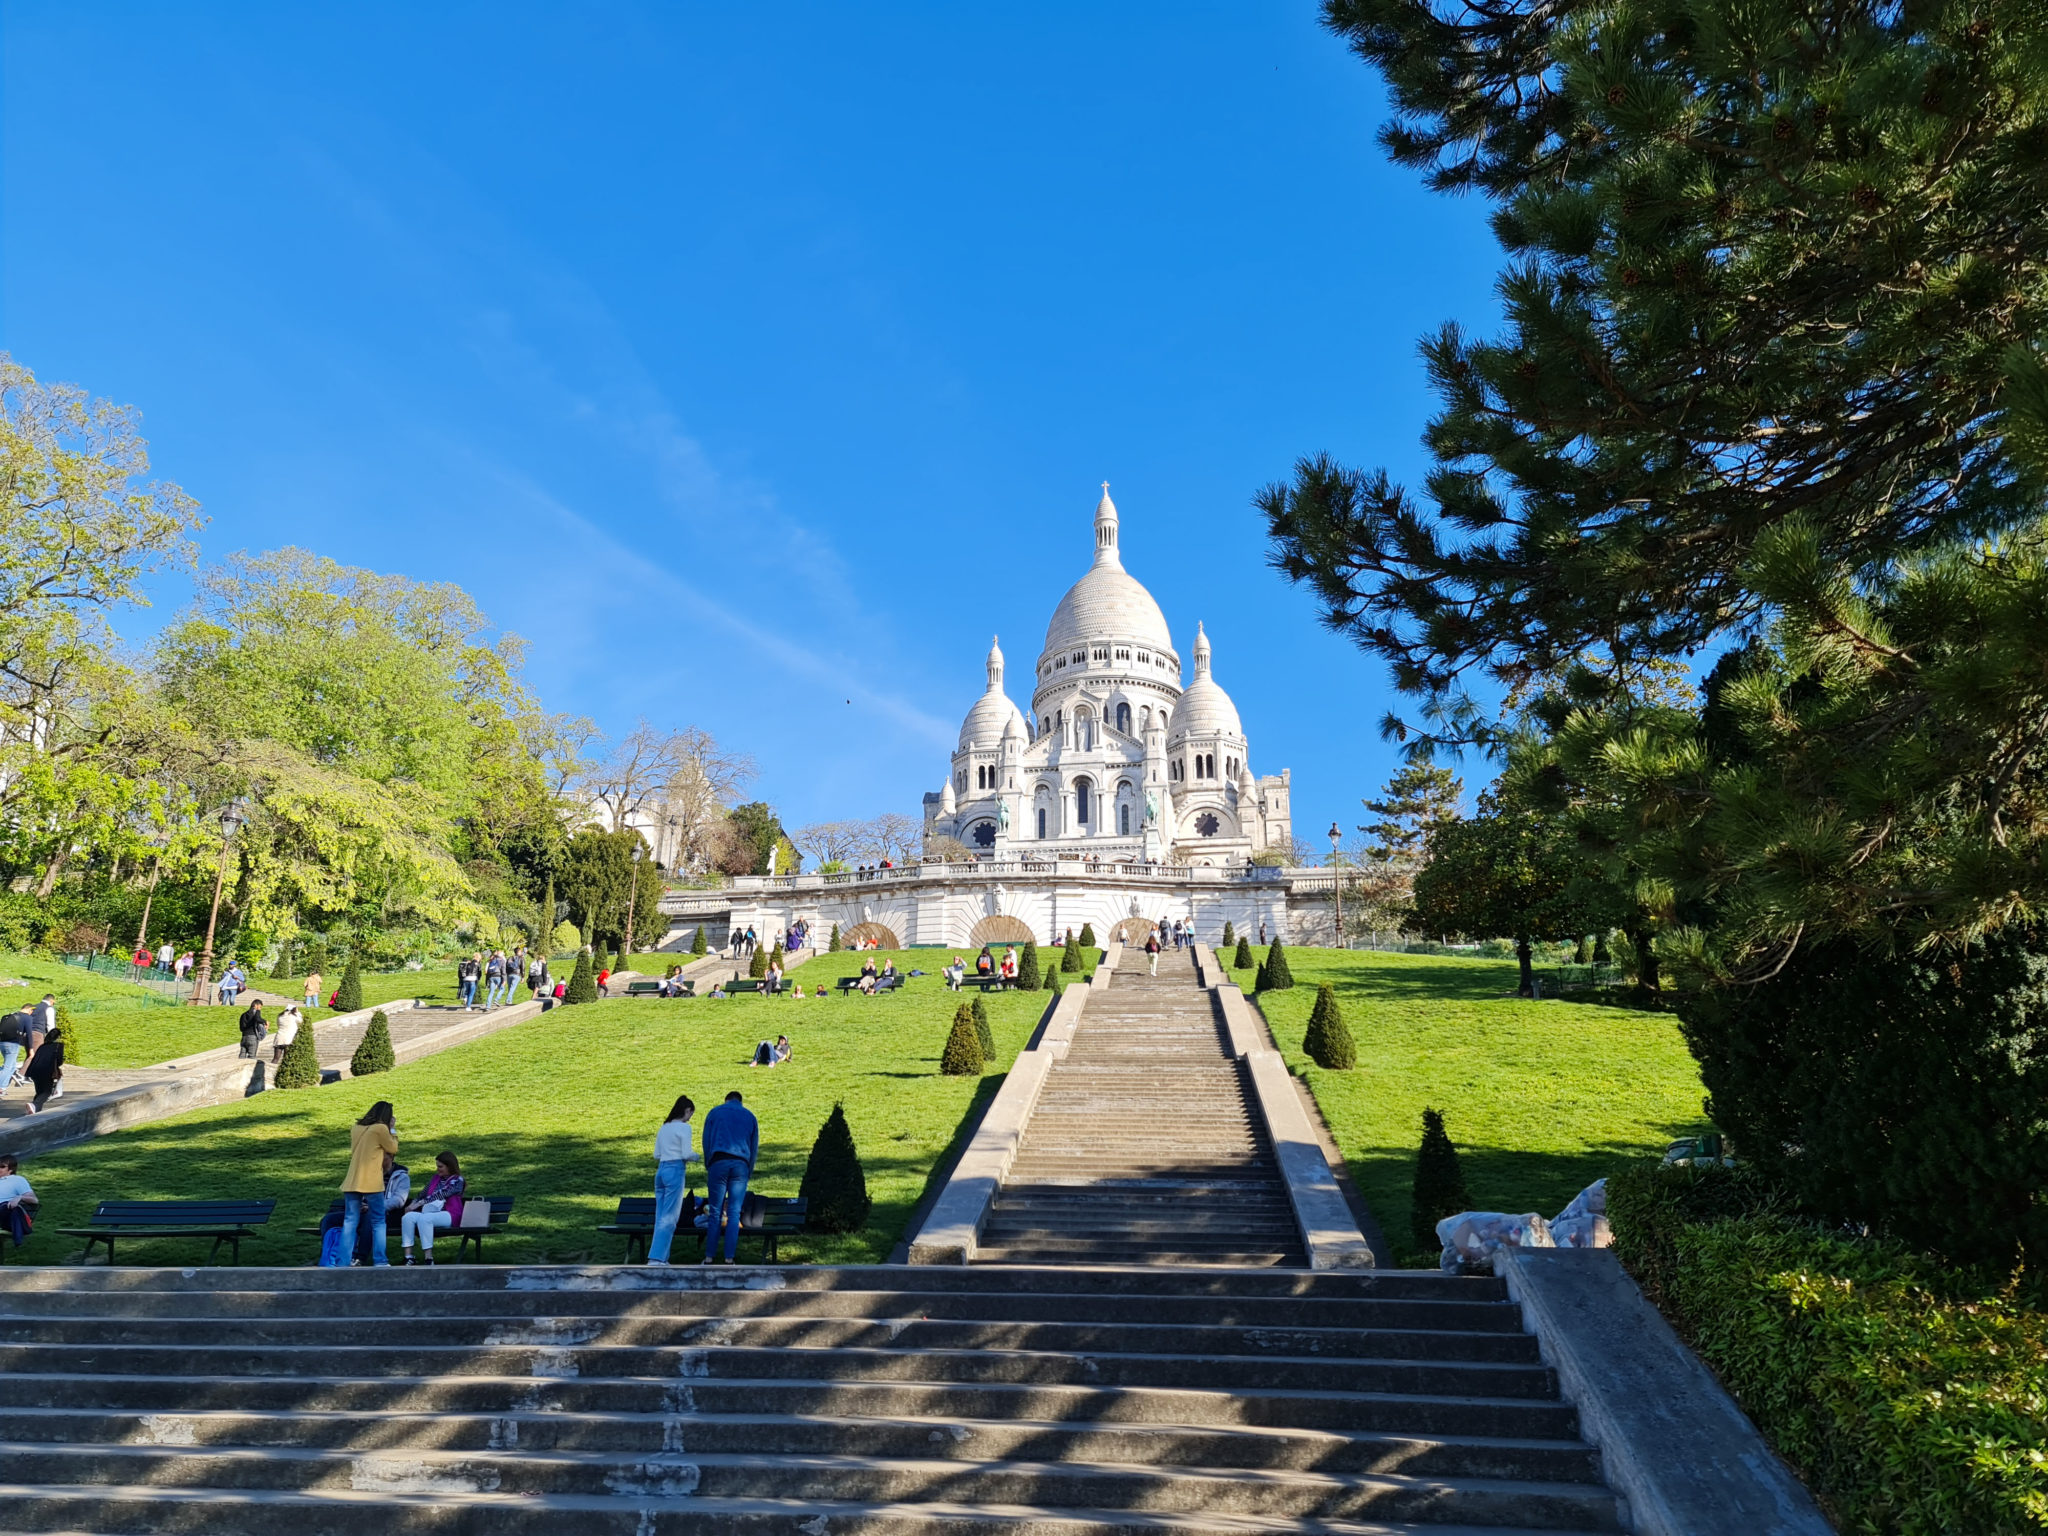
[1230,947,1710,1264]
[13,949,1069,1267]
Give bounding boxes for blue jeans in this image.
[458,979,477,1006]
[704,1158,750,1261]
[485,979,506,1009]
[0,1041,18,1089]
[342,1191,388,1265]
[649,1159,688,1263]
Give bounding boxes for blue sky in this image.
[1,4,1503,840]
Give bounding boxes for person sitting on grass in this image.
[789,983,804,1000]
[399,1150,466,1266]
[773,1033,792,1064]
[709,981,729,999]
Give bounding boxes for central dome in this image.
[1040,487,1175,660]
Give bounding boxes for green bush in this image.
[826,924,840,954]
[1078,922,1096,948]
[273,1018,322,1089]
[748,943,769,980]
[549,920,580,954]
[333,954,363,1013]
[1409,1108,1470,1256]
[690,925,707,956]
[1611,1163,2048,1535]
[1222,920,1235,949]
[1060,933,1083,973]
[564,950,597,1005]
[797,1101,871,1233]
[268,940,296,982]
[50,1001,85,1069]
[1016,940,1041,991]
[1302,983,1356,1069]
[350,1009,396,1077]
[1260,938,1294,991]
[1233,935,1254,970]
[940,1003,985,1075]
[1043,961,1059,992]
[970,994,995,1058]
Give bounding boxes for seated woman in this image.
[975,947,994,976]
[709,982,729,999]
[772,1034,793,1064]
[1000,946,1018,981]
[857,969,878,996]
[944,957,965,991]
[859,957,878,981]
[399,1151,466,1265]
[789,983,805,999]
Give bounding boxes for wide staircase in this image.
[0,1262,1625,1533]
[980,948,1304,1267]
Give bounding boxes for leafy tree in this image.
[334,953,363,1013]
[727,802,792,876]
[549,920,580,954]
[1016,940,1041,991]
[1410,1108,1471,1256]
[350,1009,395,1077]
[1303,983,1356,1070]
[940,1004,985,1075]
[691,924,708,956]
[564,948,597,1005]
[1233,935,1254,971]
[826,924,840,954]
[798,1101,871,1233]
[1078,922,1096,948]
[970,994,995,1058]
[1256,938,1294,992]
[1060,933,1083,974]
[273,1016,321,1088]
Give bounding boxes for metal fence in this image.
[58,953,189,1006]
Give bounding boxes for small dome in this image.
[1167,622,1244,742]
[959,634,1025,750]
[1041,486,1176,660]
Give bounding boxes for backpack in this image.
[318,1226,347,1267]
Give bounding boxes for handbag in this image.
[420,1199,445,1215]
[459,1199,492,1229]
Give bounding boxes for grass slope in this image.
[15,951,1060,1266]
[1233,948,1709,1263]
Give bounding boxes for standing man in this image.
[0,1012,26,1096]
[698,1090,759,1265]
[156,940,175,975]
[456,953,481,1010]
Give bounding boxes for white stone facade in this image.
[923,487,1291,868]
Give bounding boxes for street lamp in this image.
[191,800,248,1004]
[1328,821,1344,950]
[624,840,644,962]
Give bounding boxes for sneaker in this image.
[402,1254,416,1265]
[423,1253,435,1266]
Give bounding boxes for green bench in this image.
[836,974,905,994]
[300,1195,516,1262]
[598,1193,809,1263]
[60,1199,276,1264]
[625,978,696,997]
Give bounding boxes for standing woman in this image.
[340,1101,399,1266]
[647,1095,697,1265]
[22,1027,63,1114]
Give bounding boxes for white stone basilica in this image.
[923,487,1291,867]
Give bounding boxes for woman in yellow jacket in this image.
[341,1100,399,1266]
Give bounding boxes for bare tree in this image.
[795,820,867,866]
[867,812,922,866]
[581,721,754,871]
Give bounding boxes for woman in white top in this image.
[647,1094,698,1265]
[271,1006,302,1064]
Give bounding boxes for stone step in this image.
[0,1483,1624,1536]
[0,1407,1600,1481]
[0,1445,1626,1527]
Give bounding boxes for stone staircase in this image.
[0,1262,1625,1533]
[980,949,1305,1267]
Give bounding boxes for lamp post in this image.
[624,840,644,961]
[191,801,247,1004]
[1328,821,1344,950]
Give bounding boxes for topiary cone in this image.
[1043,960,1059,992]
[748,942,770,979]
[1060,933,1083,973]
[334,953,364,1013]
[1017,940,1041,991]
[274,1017,322,1088]
[1222,920,1235,949]
[1410,1107,1472,1256]
[827,923,840,953]
[798,1101,871,1233]
[350,1009,396,1077]
[565,949,598,1004]
[1234,935,1254,970]
[970,993,995,1058]
[1302,982,1356,1069]
[691,925,708,956]
[1078,922,1097,948]
[940,1003,986,1075]
[1262,938,1294,990]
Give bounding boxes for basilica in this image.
[923,487,1292,867]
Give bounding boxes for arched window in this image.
[1119,802,1130,835]
[1037,807,1047,839]
[1076,780,1092,823]
[1115,702,1131,735]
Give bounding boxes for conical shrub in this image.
[1043,960,1059,992]
[269,940,296,982]
[1017,941,1041,990]
[798,1101,871,1233]
[350,1009,396,1077]
[1222,920,1235,949]
[748,942,769,979]
[940,1003,985,1075]
[1078,922,1097,948]
[1060,933,1083,973]
[970,994,995,1058]
[691,925,708,956]
[1574,934,1592,965]
[565,949,597,1004]
[1302,983,1356,1069]
[334,953,364,1013]
[1233,935,1254,970]
[1593,930,1613,965]
[827,923,841,953]
[1410,1108,1472,1255]
[303,940,330,981]
[274,1017,321,1088]
[1261,938,1294,991]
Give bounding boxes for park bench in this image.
[726,978,785,995]
[699,1194,808,1263]
[836,974,905,994]
[596,1193,808,1263]
[597,1195,661,1263]
[963,974,1012,992]
[60,1199,276,1264]
[300,1195,516,1262]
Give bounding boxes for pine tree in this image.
[970,993,995,1058]
[334,953,364,1013]
[274,1016,322,1088]
[798,1101,871,1233]
[1410,1108,1471,1256]
[565,949,598,1004]
[1302,983,1356,1070]
[827,923,841,953]
[1221,920,1235,949]
[1060,933,1083,973]
[940,1003,985,1075]
[748,942,769,979]
[1261,938,1294,991]
[691,925,708,956]
[350,1009,396,1077]
[1016,940,1041,990]
[1233,936,1254,970]
[1078,922,1096,948]
[1574,935,1592,965]
[1592,931,1612,966]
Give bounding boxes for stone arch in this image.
[1110,916,1155,944]
[968,914,1035,947]
[840,922,901,950]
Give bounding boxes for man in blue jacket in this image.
[698,1090,759,1264]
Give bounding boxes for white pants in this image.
[401,1210,453,1251]
[1148,952,1158,974]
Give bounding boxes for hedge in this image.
[1610,1163,2048,1535]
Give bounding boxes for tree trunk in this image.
[1628,926,1661,996]
[1516,934,1535,997]
[35,841,71,899]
